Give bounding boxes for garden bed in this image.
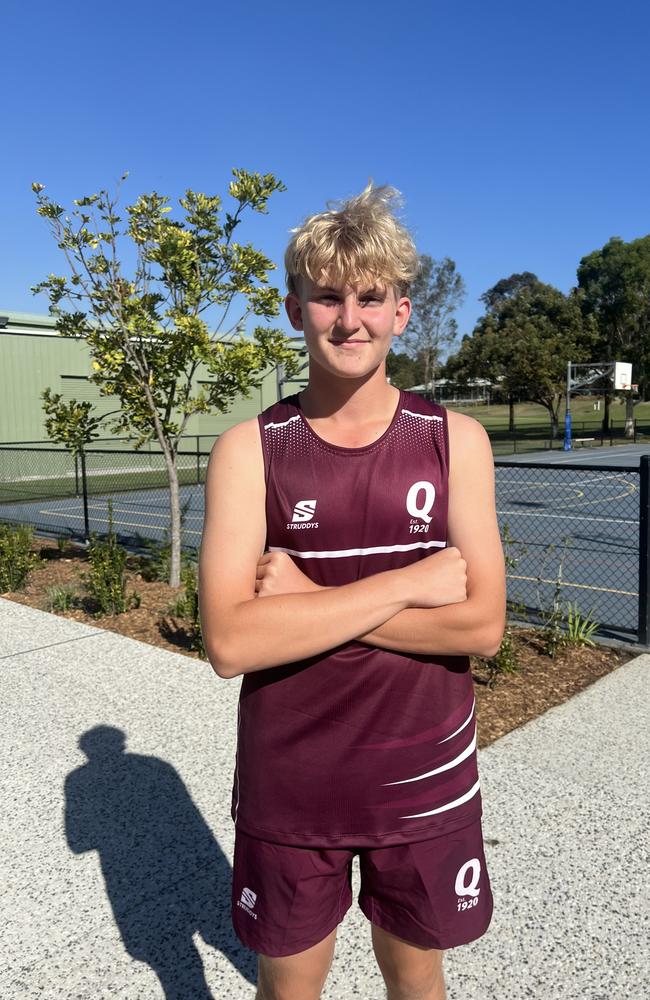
[1,536,637,749]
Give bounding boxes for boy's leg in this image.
[371,925,446,1000]
[359,819,493,999]
[256,928,337,1000]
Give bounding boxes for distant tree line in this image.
[391,235,650,436]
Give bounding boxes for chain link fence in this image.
[0,445,209,553]
[494,460,640,644]
[0,445,644,643]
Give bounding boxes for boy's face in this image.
[285,276,411,381]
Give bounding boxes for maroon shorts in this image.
[232,818,493,958]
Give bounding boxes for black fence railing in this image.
[0,445,645,644]
[489,422,639,456]
[0,445,209,554]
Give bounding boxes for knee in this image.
[256,981,323,1000]
[383,965,446,1000]
[256,965,327,1000]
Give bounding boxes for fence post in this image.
[79,448,90,542]
[196,435,200,484]
[639,455,650,645]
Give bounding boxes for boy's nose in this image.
[337,298,361,332]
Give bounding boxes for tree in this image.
[479,271,539,311]
[33,171,299,586]
[385,350,424,389]
[399,255,465,394]
[577,235,650,435]
[41,390,105,540]
[446,277,597,437]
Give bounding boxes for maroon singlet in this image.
[232,389,481,847]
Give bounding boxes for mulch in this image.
[2,537,637,749]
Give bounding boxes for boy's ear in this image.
[285,293,304,331]
[392,295,411,338]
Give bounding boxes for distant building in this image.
[407,377,492,405]
[0,310,307,444]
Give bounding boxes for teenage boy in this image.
[199,184,506,1000]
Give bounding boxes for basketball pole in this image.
[563,361,572,450]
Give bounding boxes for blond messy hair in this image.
[285,183,419,298]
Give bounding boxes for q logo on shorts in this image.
[455,858,481,898]
[406,481,436,523]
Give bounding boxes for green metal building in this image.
[0,310,308,445]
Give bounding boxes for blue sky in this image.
[2,0,649,353]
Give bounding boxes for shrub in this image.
[564,602,599,647]
[169,563,204,656]
[84,502,140,616]
[0,524,37,592]
[46,585,80,612]
[139,533,173,582]
[482,627,520,687]
[537,537,571,658]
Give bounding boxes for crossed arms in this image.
[198,412,506,678]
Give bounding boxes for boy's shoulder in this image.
[209,416,260,460]
[445,408,493,467]
[446,407,489,437]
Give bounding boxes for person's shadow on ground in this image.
[64,725,256,998]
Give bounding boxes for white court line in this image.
[497,508,638,525]
[497,472,635,487]
[508,573,638,597]
[37,509,202,536]
[41,504,203,525]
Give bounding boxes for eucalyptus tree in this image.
[400,255,465,396]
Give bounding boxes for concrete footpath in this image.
[1,598,648,1000]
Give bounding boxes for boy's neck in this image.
[298,364,401,445]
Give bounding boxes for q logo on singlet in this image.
[406,481,436,523]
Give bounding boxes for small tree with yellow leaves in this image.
[33,171,298,585]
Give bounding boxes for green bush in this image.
[46,585,80,612]
[483,627,520,687]
[564,602,599,647]
[56,535,70,555]
[84,503,140,616]
[169,563,204,656]
[0,524,37,592]
[139,533,173,582]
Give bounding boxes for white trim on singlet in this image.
[384,727,477,786]
[438,700,475,744]
[233,701,242,824]
[401,408,444,422]
[400,778,481,819]
[269,539,446,559]
[264,415,302,430]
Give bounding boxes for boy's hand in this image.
[255,551,322,597]
[400,547,467,608]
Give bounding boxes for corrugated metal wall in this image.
[0,313,308,444]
